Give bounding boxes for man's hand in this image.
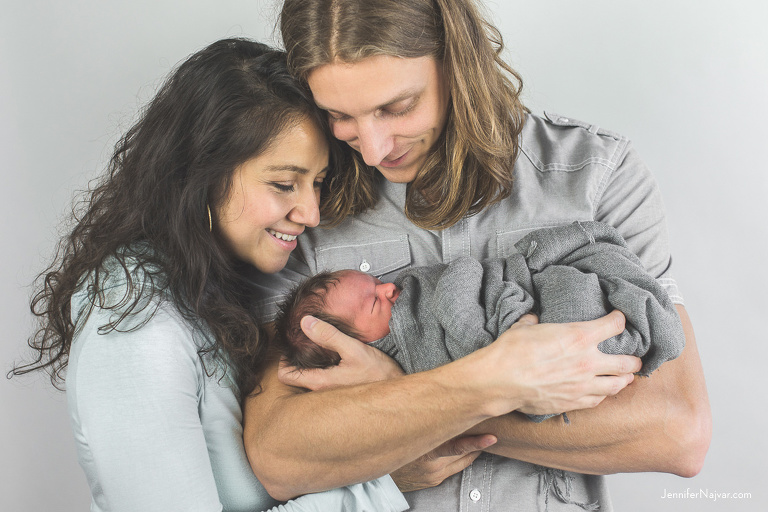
[465,306,710,477]
[468,311,642,417]
[391,435,497,492]
[278,315,405,390]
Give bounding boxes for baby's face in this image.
[324,270,401,342]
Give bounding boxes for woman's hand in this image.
[277,315,405,390]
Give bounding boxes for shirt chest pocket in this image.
[313,234,412,282]
[496,222,585,259]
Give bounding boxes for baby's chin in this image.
[359,328,391,344]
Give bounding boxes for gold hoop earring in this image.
[207,204,212,232]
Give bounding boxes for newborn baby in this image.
[273,221,686,414]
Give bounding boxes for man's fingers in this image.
[429,435,497,460]
[439,450,483,478]
[565,373,637,412]
[509,313,539,330]
[598,354,642,375]
[277,357,324,388]
[592,373,636,398]
[277,357,297,379]
[300,315,335,345]
[391,435,497,492]
[301,315,357,352]
[587,310,626,342]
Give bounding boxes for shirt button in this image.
[359,260,371,272]
[469,488,481,502]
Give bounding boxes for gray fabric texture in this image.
[370,221,684,422]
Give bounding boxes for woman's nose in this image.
[288,186,320,227]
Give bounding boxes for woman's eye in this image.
[313,180,324,189]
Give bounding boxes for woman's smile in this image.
[216,117,329,273]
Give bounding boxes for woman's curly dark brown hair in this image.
[9,38,339,400]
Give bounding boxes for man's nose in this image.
[357,119,394,166]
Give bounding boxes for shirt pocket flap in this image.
[314,235,411,278]
[497,224,580,258]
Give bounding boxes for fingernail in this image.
[482,435,497,448]
[301,315,318,330]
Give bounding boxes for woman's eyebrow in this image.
[263,164,330,175]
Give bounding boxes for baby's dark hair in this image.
[273,270,362,369]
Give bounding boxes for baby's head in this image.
[274,269,401,368]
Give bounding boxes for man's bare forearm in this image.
[244,356,499,500]
[245,312,640,499]
[467,306,711,477]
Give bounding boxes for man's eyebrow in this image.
[316,88,421,115]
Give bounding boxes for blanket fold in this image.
[371,221,685,422]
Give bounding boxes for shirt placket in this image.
[440,217,470,263]
[460,452,494,512]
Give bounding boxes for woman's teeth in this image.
[268,229,297,242]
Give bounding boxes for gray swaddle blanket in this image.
[370,221,685,421]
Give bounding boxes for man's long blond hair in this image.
[281,0,528,229]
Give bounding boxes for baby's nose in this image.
[378,282,400,301]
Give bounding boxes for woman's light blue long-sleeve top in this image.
[66,266,408,512]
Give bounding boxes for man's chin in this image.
[376,165,419,184]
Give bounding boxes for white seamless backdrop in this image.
[2,1,766,511]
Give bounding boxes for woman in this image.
[11,39,407,511]
[245,0,711,510]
